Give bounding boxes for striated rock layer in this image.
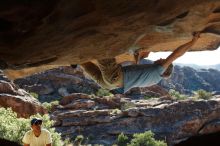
[51,93,220,146]
[0,71,46,117]
[0,0,220,78]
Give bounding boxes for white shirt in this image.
[22,129,52,146]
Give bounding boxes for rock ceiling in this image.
[0,0,220,78]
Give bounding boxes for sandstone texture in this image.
[51,93,220,146]
[0,71,46,117]
[0,0,220,78]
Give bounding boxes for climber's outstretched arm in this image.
[161,32,200,69]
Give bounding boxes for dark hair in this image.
[161,64,173,78]
[31,118,42,125]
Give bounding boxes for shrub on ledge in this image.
[194,89,212,100]
[96,88,113,97]
[128,131,167,146]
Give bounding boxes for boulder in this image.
[59,93,122,109]
[15,67,100,102]
[0,80,46,118]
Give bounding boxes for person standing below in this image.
[80,32,200,93]
[22,118,52,146]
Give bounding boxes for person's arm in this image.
[45,130,52,146]
[24,144,30,146]
[160,32,200,69]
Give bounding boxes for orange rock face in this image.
[0,0,220,78]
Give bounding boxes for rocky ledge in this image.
[51,93,220,146]
[0,71,46,117]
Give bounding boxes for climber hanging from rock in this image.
[79,32,200,93]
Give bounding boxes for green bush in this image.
[121,102,136,110]
[74,135,84,146]
[96,88,113,97]
[29,92,39,99]
[169,89,187,100]
[42,100,59,112]
[144,96,158,100]
[111,109,122,115]
[128,131,167,146]
[0,108,63,146]
[117,133,129,146]
[194,89,212,100]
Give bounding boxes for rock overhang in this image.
[0,0,220,78]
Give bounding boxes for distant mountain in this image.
[211,64,220,70]
[175,63,220,71]
[160,65,220,95]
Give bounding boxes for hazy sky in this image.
[147,47,220,65]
